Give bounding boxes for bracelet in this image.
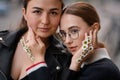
[20,37,35,61]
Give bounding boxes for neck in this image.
[41,37,50,48]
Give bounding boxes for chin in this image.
[71,52,76,55]
[36,32,49,36]
[71,49,79,55]
[38,35,49,38]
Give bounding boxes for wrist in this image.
[33,57,45,64]
[69,60,82,71]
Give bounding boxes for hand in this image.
[69,29,98,71]
[25,26,46,63]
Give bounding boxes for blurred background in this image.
[0,0,120,69]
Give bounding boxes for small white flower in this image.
[82,44,88,51]
[86,36,92,44]
[89,45,94,51]
[76,55,84,63]
[82,40,88,45]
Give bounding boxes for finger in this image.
[35,36,44,46]
[27,26,37,45]
[93,29,98,49]
[89,30,93,40]
[88,30,93,44]
[85,32,88,39]
[36,36,46,54]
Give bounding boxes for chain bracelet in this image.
[20,37,35,61]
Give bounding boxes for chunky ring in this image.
[25,40,29,43]
[76,55,83,63]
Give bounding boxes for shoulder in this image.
[0,27,27,38]
[83,58,120,79]
[0,28,26,47]
[91,58,119,71]
[0,30,9,44]
[0,30,9,37]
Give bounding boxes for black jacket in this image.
[1,28,120,80]
[0,28,71,80]
[66,58,120,80]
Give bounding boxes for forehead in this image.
[28,0,62,10]
[60,14,89,30]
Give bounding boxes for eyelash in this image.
[50,12,58,15]
[70,29,79,33]
[33,10,41,14]
[33,10,58,16]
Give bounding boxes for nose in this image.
[41,13,50,25]
[64,34,73,44]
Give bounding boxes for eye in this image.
[70,29,79,34]
[60,30,66,37]
[33,10,42,15]
[50,11,58,16]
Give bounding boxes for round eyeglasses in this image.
[59,28,80,42]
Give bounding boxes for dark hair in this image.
[19,0,64,29]
[63,2,100,28]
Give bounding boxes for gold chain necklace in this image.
[20,37,35,61]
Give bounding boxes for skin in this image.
[23,0,62,41]
[60,14,93,54]
[60,14,99,71]
[11,0,62,79]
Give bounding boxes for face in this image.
[23,0,62,39]
[60,14,92,55]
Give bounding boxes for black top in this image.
[0,28,120,80]
[65,58,120,80]
[0,28,71,80]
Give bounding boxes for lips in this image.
[38,27,50,32]
[68,46,77,52]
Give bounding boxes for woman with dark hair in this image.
[59,2,120,80]
[0,0,68,80]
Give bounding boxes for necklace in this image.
[20,37,35,61]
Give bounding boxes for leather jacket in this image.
[0,28,71,80]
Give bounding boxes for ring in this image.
[89,45,94,51]
[25,40,29,43]
[76,55,83,63]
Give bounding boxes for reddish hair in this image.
[63,2,100,27]
[19,0,64,29]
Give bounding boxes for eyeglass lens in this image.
[59,28,79,41]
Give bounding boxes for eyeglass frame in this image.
[58,26,80,42]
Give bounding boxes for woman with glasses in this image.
[59,2,120,80]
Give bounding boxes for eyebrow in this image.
[60,26,79,32]
[33,7,42,10]
[68,26,79,30]
[32,7,60,11]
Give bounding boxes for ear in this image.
[92,22,100,31]
[22,8,27,21]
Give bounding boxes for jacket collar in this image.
[81,48,111,68]
[0,28,27,47]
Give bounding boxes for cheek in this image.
[50,17,60,32]
[26,15,38,29]
[77,33,85,46]
[52,16,61,26]
[76,38,83,47]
